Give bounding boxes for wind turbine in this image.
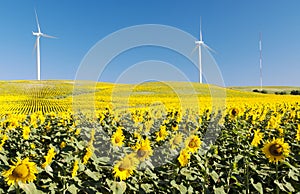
[32,10,56,80]
[192,17,215,83]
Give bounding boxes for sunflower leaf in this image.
[84,169,100,181]
[250,178,263,194]
[19,182,43,194]
[274,180,286,192]
[213,186,226,194]
[210,170,219,183]
[288,169,299,181]
[141,183,153,193]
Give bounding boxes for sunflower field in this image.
[0,81,299,193]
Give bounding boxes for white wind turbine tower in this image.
[32,10,56,80]
[192,17,215,83]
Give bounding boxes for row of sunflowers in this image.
[0,100,299,193]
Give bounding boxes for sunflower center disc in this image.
[115,136,121,143]
[189,141,196,148]
[119,159,131,171]
[269,144,283,156]
[12,164,29,178]
[137,149,147,157]
[231,109,238,116]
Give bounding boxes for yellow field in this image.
[1,80,299,115]
[0,80,299,193]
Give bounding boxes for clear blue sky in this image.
[0,0,300,86]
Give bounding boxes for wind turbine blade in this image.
[191,45,199,55]
[203,44,216,54]
[32,38,37,55]
[200,16,203,42]
[42,34,57,39]
[35,9,41,33]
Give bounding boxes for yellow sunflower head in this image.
[172,123,179,131]
[22,126,30,140]
[60,141,66,149]
[113,153,139,181]
[178,149,190,167]
[155,125,168,142]
[133,138,153,161]
[82,146,93,164]
[262,138,290,163]
[71,160,79,178]
[185,135,202,153]
[111,127,125,147]
[2,158,38,186]
[229,107,241,119]
[42,147,56,169]
[251,129,264,147]
[267,116,280,129]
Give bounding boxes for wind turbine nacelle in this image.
[32,31,42,36]
[195,40,203,44]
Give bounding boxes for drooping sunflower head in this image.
[262,138,290,163]
[134,138,153,161]
[185,135,202,153]
[2,158,38,186]
[113,153,139,181]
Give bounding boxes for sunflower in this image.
[171,122,179,131]
[178,149,190,167]
[71,160,79,178]
[133,138,153,161]
[251,129,264,147]
[82,146,93,164]
[60,141,66,149]
[267,116,280,129]
[30,143,36,149]
[229,107,242,120]
[185,135,202,153]
[42,147,56,169]
[2,158,38,186]
[75,128,81,135]
[111,127,125,147]
[262,138,290,163]
[22,126,30,140]
[169,133,183,150]
[113,153,139,181]
[155,125,168,142]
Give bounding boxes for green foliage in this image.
[0,104,299,193]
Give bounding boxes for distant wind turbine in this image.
[32,10,57,80]
[192,17,215,84]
